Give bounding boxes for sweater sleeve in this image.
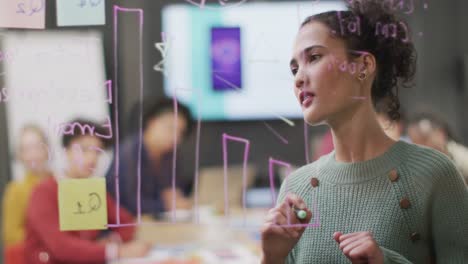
[431,158,468,262]
[106,194,136,242]
[380,246,413,264]
[27,184,107,263]
[2,182,25,246]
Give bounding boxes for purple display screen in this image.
[210,27,242,91]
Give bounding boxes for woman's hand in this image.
[260,194,312,264]
[161,188,192,210]
[333,231,384,264]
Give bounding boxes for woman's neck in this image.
[329,105,396,163]
[64,170,77,179]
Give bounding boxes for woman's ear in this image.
[357,52,377,78]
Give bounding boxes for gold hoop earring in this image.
[358,72,367,81]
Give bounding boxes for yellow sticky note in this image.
[58,178,108,231]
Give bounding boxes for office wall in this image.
[399,0,467,142]
[115,0,317,171]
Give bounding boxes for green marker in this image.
[293,206,307,220]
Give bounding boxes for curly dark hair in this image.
[301,0,417,121]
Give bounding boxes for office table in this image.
[115,208,267,264]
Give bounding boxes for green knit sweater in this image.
[277,141,468,263]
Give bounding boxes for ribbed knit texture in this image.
[277,141,468,263]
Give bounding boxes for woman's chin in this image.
[303,110,325,126]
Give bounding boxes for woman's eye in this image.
[308,54,322,62]
[291,68,298,76]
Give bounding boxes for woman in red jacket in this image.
[25,119,150,264]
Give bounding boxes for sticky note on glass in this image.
[56,0,105,26]
[58,178,108,231]
[0,0,46,29]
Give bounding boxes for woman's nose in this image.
[295,69,305,89]
[295,79,304,89]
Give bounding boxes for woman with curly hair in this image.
[260,1,468,263]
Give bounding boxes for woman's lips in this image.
[299,91,315,108]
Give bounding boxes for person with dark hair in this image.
[407,112,468,186]
[60,118,112,149]
[25,119,149,264]
[261,1,467,263]
[106,98,194,219]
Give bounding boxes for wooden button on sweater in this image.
[400,198,411,209]
[389,169,399,182]
[310,177,319,187]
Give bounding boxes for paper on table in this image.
[56,0,105,26]
[58,177,108,231]
[0,0,45,29]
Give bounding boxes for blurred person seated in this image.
[375,99,410,142]
[2,125,52,262]
[313,129,334,160]
[106,98,194,219]
[25,119,150,264]
[407,112,468,185]
[376,110,410,142]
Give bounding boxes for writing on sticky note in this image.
[56,0,105,26]
[0,0,45,29]
[58,178,108,231]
